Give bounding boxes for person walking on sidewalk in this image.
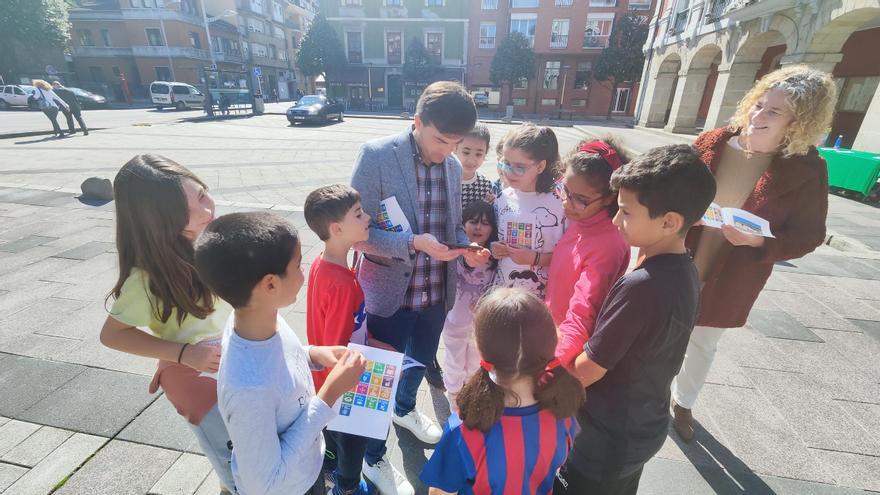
[671,65,838,442]
[52,82,89,136]
[30,79,69,138]
[350,81,489,495]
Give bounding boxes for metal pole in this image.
[367,64,372,111]
[199,0,216,69]
[158,9,175,80]
[558,66,568,119]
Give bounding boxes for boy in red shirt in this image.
[305,184,410,495]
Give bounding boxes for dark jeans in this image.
[323,430,383,490]
[554,463,644,495]
[63,108,88,133]
[364,303,446,460]
[42,107,62,135]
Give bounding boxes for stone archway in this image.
[639,52,681,128]
[664,43,722,134]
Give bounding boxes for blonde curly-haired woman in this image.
[672,65,838,442]
[31,79,70,138]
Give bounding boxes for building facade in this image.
[466,0,655,118]
[635,0,880,152]
[320,0,468,111]
[68,0,316,101]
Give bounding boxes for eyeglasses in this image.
[498,160,539,177]
[554,180,603,211]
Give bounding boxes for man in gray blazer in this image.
[350,81,488,495]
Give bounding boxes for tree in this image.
[593,12,649,119]
[0,0,70,83]
[490,31,535,107]
[402,37,442,85]
[294,14,347,93]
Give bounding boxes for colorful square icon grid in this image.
[338,362,396,416]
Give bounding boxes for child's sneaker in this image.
[362,456,414,495]
[330,479,375,495]
[392,409,442,444]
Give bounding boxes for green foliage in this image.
[402,37,442,84]
[489,31,535,103]
[593,12,650,117]
[0,0,70,81]
[294,14,347,84]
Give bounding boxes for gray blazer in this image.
[350,127,469,317]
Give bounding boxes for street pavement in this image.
[0,112,879,494]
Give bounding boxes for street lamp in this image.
[558,64,571,119]
[202,6,238,69]
[157,0,182,80]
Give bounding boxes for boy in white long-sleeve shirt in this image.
[195,211,366,495]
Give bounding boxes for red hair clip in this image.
[545,358,561,371]
[480,359,494,372]
[577,141,623,171]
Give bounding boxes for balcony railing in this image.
[216,50,244,63]
[628,0,651,8]
[704,0,730,21]
[582,34,608,48]
[132,45,211,59]
[348,51,362,64]
[550,33,568,48]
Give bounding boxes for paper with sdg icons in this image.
[325,343,404,440]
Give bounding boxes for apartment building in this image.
[636,0,880,152]
[467,0,655,118]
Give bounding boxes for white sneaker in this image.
[392,409,443,444]
[362,456,414,495]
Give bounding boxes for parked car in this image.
[0,84,37,110]
[150,81,204,110]
[67,87,108,109]
[473,93,489,107]
[286,95,344,125]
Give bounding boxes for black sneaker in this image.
[424,358,445,391]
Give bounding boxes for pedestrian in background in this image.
[52,82,89,136]
[30,79,69,138]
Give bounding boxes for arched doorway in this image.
[665,43,722,134]
[641,53,681,128]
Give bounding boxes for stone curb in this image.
[0,128,107,141]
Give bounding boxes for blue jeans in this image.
[189,404,235,492]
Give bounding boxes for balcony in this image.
[71,46,134,57]
[132,46,212,59]
[216,50,244,63]
[582,34,608,48]
[550,33,568,48]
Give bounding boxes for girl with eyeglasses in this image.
[490,124,564,299]
[545,138,633,370]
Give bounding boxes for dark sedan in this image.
[68,87,108,109]
[286,95,344,125]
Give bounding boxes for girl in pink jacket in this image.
[546,138,632,369]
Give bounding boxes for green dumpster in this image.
[818,147,880,197]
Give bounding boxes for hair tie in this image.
[545,358,561,371]
[578,141,623,171]
[480,359,494,372]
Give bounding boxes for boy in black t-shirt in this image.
[555,144,717,495]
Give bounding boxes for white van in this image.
[150,81,204,110]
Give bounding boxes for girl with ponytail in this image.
[420,287,585,495]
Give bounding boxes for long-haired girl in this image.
[100,154,234,493]
[420,288,585,494]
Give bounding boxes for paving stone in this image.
[812,329,880,382]
[51,241,115,261]
[770,291,863,332]
[698,383,835,484]
[0,419,41,457]
[30,299,104,340]
[832,277,880,301]
[55,440,179,495]
[0,462,28,492]
[0,353,84,417]
[0,332,83,362]
[0,235,58,253]
[0,246,61,278]
[0,416,9,428]
[39,252,118,285]
[747,309,824,342]
[811,449,880,492]
[849,319,880,344]
[4,432,106,495]
[0,257,80,292]
[118,396,201,453]
[809,290,880,321]
[19,367,157,437]
[1,425,73,467]
[1,297,90,339]
[193,473,221,495]
[148,452,212,495]
[0,280,74,317]
[743,368,880,456]
[716,327,801,373]
[836,401,880,445]
[51,267,119,302]
[774,254,880,280]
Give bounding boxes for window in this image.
[589,0,616,5]
[250,0,263,12]
[514,77,528,89]
[671,0,690,33]
[838,77,880,112]
[242,41,250,57]
[512,98,527,106]
[544,61,560,89]
[386,32,401,65]
[272,2,283,21]
[89,66,104,82]
[100,29,111,46]
[79,30,94,46]
[481,0,497,8]
[343,0,362,4]
[479,23,496,49]
[111,66,121,77]
[346,32,363,63]
[551,19,569,48]
[154,66,171,81]
[146,28,164,46]
[511,0,537,7]
[384,0,402,5]
[425,32,442,64]
[180,0,197,15]
[252,42,268,58]
[574,61,592,89]
[571,99,586,107]
[555,0,573,5]
[190,32,201,49]
[131,0,158,7]
[172,85,190,95]
[273,26,285,40]
[584,15,613,48]
[629,0,651,8]
[613,87,631,112]
[426,0,444,5]
[542,98,557,106]
[510,16,537,47]
[268,44,277,59]
[248,18,265,33]
[280,49,288,61]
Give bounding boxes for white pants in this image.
[441,316,481,399]
[671,326,727,409]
